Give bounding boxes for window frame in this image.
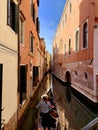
[69,3,72,13]
[83,21,88,49]
[19,16,24,45]
[64,43,66,56]
[75,28,79,52]
[84,72,88,81]
[30,32,34,53]
[68,38,71,55]
[7,0,19,33]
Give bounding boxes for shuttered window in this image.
[30,33,34,53]
[33,4,35,23]
[19,17,24,44]
[36,17,40,33]
[7,0,19,33]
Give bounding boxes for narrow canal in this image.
[20,73,98,130]
[19,74,52,130]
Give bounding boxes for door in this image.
[20,65,27,104]
[0,64,3,129]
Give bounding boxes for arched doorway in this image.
[65,71,71,83]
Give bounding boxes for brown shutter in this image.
[33,4,35,23]
[36,17,40,33]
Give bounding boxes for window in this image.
[7,0,19,33]
[84,72,88,81]
[74,70,77,78]
[33,66,39,86]
[30,0,36,23]
[75,30,79,52]
[37,0,39,6]
[20,65,27,104]
[30,0,33,14]
[30,33,34,53]
[69,3,72,13]
[64,43,66,56]
[36,17,40,33]
[68,39,71,55]
[62,20,64,28]
[65,14,67,23]
[83,22,88,48]
[19,17,24,44]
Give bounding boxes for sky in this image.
[39,0,66,54]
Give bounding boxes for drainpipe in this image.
[17,0,21,129]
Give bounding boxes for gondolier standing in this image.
[36,95,51,130]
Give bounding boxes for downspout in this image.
[17,0,21,129]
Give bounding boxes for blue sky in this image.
[39,0,66,54]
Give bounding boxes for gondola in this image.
[38,88,59,130]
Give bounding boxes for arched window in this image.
[74,70,77,78]
[69,39,71,55]
[64,43,66,56]
[84,72,88,80]
[75,30,79,52]
[83,22,88,48]
[70,3,72,13]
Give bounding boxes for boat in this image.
[37,88,59,129]
[81,117,98,130]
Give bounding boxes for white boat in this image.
[81,117,98,130]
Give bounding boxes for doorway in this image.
[20,65,27,104]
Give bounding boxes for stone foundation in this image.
[3,112,17,130]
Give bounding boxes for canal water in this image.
[20,73,98,130]
[52,75,98,130]
[20,74,52,130]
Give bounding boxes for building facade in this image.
[38,38,46,82]
[52,0,98,102]
[0,0,19,129]
[18,0,41,123]
[0,0,49,129]
[45,51,51,73]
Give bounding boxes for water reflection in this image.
[20,74,52,130]
[37,74,51,100]
[52,76,98,130]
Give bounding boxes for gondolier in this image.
[36,94,51,130]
